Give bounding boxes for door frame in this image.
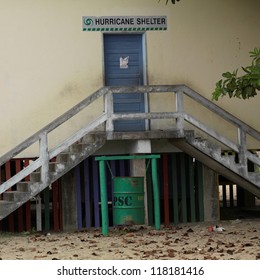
[102,32,149,130]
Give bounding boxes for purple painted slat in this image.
[75,165,82,229]
[111,160,116,178]
[119,160,125,176]
[92,158,100,228]
[110,160,116,226]
[83,159,91,229]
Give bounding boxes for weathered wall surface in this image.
[0,0,259,156]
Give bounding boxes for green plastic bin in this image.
[113,177,144,225]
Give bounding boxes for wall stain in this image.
[60,82,81,97]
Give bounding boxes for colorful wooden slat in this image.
[92,158,100,227]
[23,159,31,231]
[222,184,227,207]
[58,179,63,230]
[52,181,59,231]
[171,154,179,225]
[180,153,187,223]
[43,187,50,231]
[229,184,234,207]
[15,159,24,232]
[146,162,154,226]
[163,154,170,225]
[110,160,116,226]
[196,161,204,221]
[119,160,125,176]
[5,161,14,232]
[83,159,91,229]
[75,165,82,229]
[188,156,196,222]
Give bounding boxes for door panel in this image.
[104,34,145,131]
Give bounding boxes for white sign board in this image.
[82,16,167,31]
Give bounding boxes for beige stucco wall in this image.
[0,0,259,157]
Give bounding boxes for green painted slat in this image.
[180,153,187,223]
[146,163,154,226]
[196,161,204,221]
[188,155,196,222]
[171,154,179,225]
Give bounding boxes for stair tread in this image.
[0,200,14,205]
[5,190,29,194]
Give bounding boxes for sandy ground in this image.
[0,219,259,260]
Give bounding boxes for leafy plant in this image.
[158,0,180,5]
[212,48,260,100]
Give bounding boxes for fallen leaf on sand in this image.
[204,255,218,260]
[34,255,47,259]
[227,249,234,255]
[167,249,176,258]
[243,242,253,247]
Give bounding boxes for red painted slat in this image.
[15,159,24,232]
[24,159,31,231]
[58,179,63,230]
[6,161,14,232]
[52,181,59,231]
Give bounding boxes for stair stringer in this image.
[173,135,260,198]
[0,135,106,220]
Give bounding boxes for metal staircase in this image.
[0,85,259,221]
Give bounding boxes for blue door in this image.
[104,34,145,131]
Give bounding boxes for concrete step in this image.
[191,138,222,158]
[248,172,260,187]
[0,200,15,219]
[56,153,78,163]
[49,162,57,172]
[17,182,31,192]
[30,172,41,182]
[3,191,30,202]
[80,133,99,144]
[36,162,58,173]
[70,143,89,153]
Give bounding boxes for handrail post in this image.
[176,90,184,136]
[238,127,248,176]
[39,132,49,185]
[105,90,114,132]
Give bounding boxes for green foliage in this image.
[212,48,260,100]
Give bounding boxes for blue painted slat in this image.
[75,165,82,229]
[92,158,100,227]
[83,159,91,229]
